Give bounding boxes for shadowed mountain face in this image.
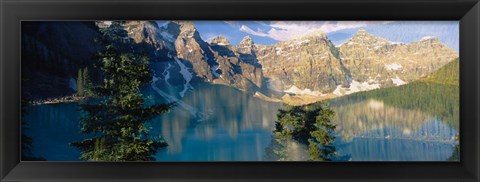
[21,21,100,99]
[123,21,264,93]
[22,21,459,105]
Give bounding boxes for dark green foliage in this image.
[268,102,338,161]
[21,122,45,161]
[323,59,460,161]
[330,58,459,130]
[307,106,337,161]
[422,58,459,86]
[448,135,460,161]
[330,81,459,130]
[21,76,45,161]
[264,131,289,161]
[71,21,174,161]
[77,69,84,95]
[77,67,93,96]
[448,144,460,161]
[82,67,93,96]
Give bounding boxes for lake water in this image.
[23,83,459,161]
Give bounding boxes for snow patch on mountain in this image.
[151,76,197,116]
[287,39,311,48]
[333,80,381,96]
[332,86,345,96]
[420,36,436,41]
[186,45,193,53]
[389,41,405,45]
[275,47,283,55]
[211,65,220,78]
[384,63,403,71]
[174,58,194,97]
[391,76,407,86]
[284,85,326,96]
[104,21,113,26]
[160,31,175,42]
[161,63,172,85]
[349,80,381,92]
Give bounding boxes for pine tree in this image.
[448,135,460,161]
[21,75,45,161]
[82,67,92,96]
[307,103,337,161]
[265,122,289,161]
[77,69,84,95]
[270,102,338,161]
[71,21,175,161]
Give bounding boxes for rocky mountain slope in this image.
[155,21,263,93]
[255,30,349,94]
[135,22,459,105]
[208,35,263,90]
[22,21,459,105]
[339,28,458,88]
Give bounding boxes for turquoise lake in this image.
[23,83,459,161]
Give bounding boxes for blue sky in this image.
[158,21,459,51]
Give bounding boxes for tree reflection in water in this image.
[265,102,350,161]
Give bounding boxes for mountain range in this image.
[21,21,459,105]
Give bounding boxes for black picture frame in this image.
[1,0,479,181]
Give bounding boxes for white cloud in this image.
[224,21,239,27]
[239,25,269,37]
[200,32,218,42]
[239,21,392,41]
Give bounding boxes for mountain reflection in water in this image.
[24,83,458,161]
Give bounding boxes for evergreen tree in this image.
[307,104,337,161]
[71,21,174,161]
[270,102,338,161]
[82,67,92,96]
[448,135,460,161]
[76,67,93,97]
[77,69,84,95]
[21,76,45,161]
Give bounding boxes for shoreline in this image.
[31,95,86,105]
